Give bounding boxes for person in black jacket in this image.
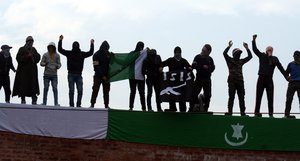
[90,41,111,108]
[0,45,16,103]
[252,34,288,117]
[223,41,252,116]
[162,46,192,112]
[142,49,163,112]
[58,35,94,107]
[190,44,215,112]
[12,36,40,105]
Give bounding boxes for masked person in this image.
[284,51,300,118]
[58,35,94,107]
[90,41,111,109]
[142,49,163,112]
[13,36,40,104]
[162,46,192,112]
[252,34,288,117]
[189,44,215,112]
[223,41,252,116]
[129,41,147,111]
[0,45,16,103]
[40,42,61,106]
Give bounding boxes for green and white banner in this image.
[107,109,300,152]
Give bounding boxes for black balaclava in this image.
[232,48,242,60]
[24,36,34,49]
[201,44,212,57]
[100,41,110,52]
[134,41,144,52]
[72,41,81,53]
[174,46,182,61]
[294,51,300,64]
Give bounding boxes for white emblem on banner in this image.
[224,123,248,146]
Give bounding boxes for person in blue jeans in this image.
[58,35,94,107]
[40,42,61,106]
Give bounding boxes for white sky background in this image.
[1,0,300,117]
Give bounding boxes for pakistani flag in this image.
[109,49,147,82]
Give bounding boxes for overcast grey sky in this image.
[1,0,300,117]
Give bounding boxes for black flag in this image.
[160,70,194,102]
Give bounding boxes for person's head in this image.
[174,46,182,60]
[201,44,212,56]
[148,49,157,57]
[134,41,144,52]
[47,42,56,54]
[72,41,80,52]
[266,46,273,56]
[1,45,12,52]
[293,50,300,63]
[100,40,110,52]
[25,36,34,48]
[232,48,242,60]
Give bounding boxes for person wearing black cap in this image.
[90,41,111,108]
[252,34,288,117]
[223,41,252,116]
[12,36,40,104]
[189,44,215,112]
[58,35,94,107]
[284,51,300,118]
[142,49,163,112]
[0,45,16,103]
[162,46,192,112]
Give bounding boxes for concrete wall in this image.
[0,131,299,161]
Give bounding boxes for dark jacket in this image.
[142,54,162,80]
[252,40,287,79]
[192,54,215,79]
[0,51,15,76]
[162,57,191,72]
[223,47,252,82]
[93,50,110,78]
[58,40,94,75]
[286,62,300,82]
[12,46,40,97]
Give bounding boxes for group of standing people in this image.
[0,34,300,118]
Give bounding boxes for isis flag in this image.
[160,70,194,102]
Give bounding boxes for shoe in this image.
[32,101,37,105]
[255,113,262,117]
[21,101,26,104]
[41,103,46,106]
[284,115,296,119]
[157,109,163,112]
[129,108,133,111]
[225,112,232,116]
[164,109,177,112]
[5,101,10,103]
[90,104,94,108]
[148,109,154,112]
[55,104,60,106]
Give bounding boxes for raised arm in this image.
[252,34,264,58]
[83,39,95,58]
[223,40,233,60]
[57,35,68,56]
[242,42,253,64]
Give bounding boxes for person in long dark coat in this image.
[12,36,41,104]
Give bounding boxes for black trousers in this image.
[227,80,246,114]
[191,78,212,112]
[0,75,11,102]
[285,81,300,116]
[90,76,110,108]
[146,78,162,111]
[254,76,274,116]
[129,79,146,110]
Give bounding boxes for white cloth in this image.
[0,103,108,139]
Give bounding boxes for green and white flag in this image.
[109,49,147,82]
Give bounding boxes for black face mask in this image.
[72,41,81,53]
[174,52,182,60]
[233,53,241,60]
[294,57,300,64]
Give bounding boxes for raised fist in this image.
[59,35,64,40]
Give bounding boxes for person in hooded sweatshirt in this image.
[0,44,16,103]
[223,41,252,116]
[40,42,61,106]
[58,35,94,107]
[284,51,300,118]
[189,44,215,112]
[142,49,163,112]
[90,41,111,108]
[129,41,147,111]
[12,36,40,105]
[252,34,288,117]
[162,46,192,112]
